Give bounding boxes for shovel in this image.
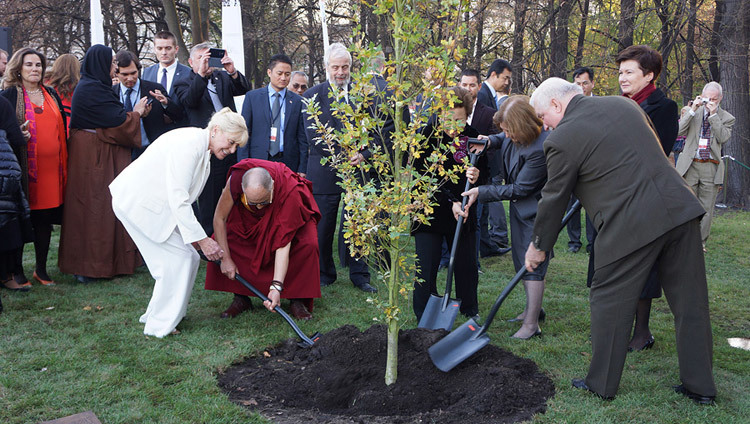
[429,200,582,371]
[418,137,487,331]
[197,251,321,347]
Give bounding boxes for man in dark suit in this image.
[237,54,307,176]
[303,42,376,293]
[142,31,192,130]
[477,59,512,111]
[113,50,183,159]
[173,42,250,235]
[526,78,715,404]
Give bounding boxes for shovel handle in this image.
[196,251,317,346]
[476,200,583,338]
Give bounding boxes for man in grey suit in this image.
[675,81,735,250]
[526,78,715,404]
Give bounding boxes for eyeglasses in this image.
[292,83,308,90]
[241,193,272,209]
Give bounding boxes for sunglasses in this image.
[292,83,308,90]
[241,193,273,209]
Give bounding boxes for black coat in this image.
[112,79,184,145]
[172,69,250,127]
[476,82,497,111]
[0,129,30,229]
[639,88,678,155]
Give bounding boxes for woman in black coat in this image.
[461,95,549,339]
[0,95,33,298]
[616,45,678,351]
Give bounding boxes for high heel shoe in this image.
[507,308,546,323]
[627,335,655,352]
[33,272,56,286]
[511,329,542,340]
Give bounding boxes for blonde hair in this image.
[45,54,80,99]
[494,95,542,146]
[207,107,248,147]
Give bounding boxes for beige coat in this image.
[675,105,735,184]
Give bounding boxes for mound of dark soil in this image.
[218,325,554,423]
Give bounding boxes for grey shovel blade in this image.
[428,318,490,372]
[417,294,461,330]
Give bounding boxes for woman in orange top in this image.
[1,47,67,287]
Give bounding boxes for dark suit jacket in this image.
[237,86,308,173]
[476,82,497,111]
[367,74,411,156]
[470,101,502,177]
[639,88,678,155]
[172,69,250,127]
[478,131,548,221]
[112,79,183,146]
[304,81,371,194]
[532,95,704,269]
[142,62,192,95]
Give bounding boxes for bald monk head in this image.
[241,167,274,209]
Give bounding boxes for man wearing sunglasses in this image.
[289,71,309,96]
[205,158,322,320]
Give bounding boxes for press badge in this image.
[270,127,278,142]
[699,137,709,150]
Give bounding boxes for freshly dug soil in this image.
[219,325,555,423]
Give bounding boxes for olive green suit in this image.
[532,95,715,398]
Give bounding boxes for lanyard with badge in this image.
[270,92,285,144]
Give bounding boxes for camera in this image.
[700,97,710,105]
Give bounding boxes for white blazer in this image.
[110,127,212,244]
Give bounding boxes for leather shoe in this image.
[75,275,100,284]
[568,245,581,253]
[481,247,512,258]
[627,335,655,352]
[508,308,546,323]
[571,378,614,400]
[220,295,253,318]
[1,279,30,292]
[290,301,312,320]
[33,271,56,286]
[673,384,715,405]
[320,280,333,287]
[511,329,542,340]
[355,282,377,293]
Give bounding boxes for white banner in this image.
[90,0,105,45]
[222,0,245,109]
[320,0,329,53]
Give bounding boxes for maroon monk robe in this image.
[205,159,321,310]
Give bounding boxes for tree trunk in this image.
[161,0,190,63]
[550,0,573,78]
[121,0,139,54]
[717,0,750,207]
[189,0,210,44]
[682,0,697,104]
[574,0,590,70]
[511,0,528,93]
[618,0,635,50]
[709,0,724,81]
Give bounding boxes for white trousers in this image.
[114,208,200,338]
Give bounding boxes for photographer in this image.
[675,82,735,252]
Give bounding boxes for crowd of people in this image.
[0,33,733,406]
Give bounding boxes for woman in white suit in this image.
[110,107,248,338]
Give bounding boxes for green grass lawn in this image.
[1,206,748,423]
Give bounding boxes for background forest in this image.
[1,0,748,206]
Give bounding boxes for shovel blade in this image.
[417,294,461,330]
[428,318,491,372]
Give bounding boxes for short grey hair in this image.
[702,81,723,98]
[241,167,274,192]
[325,42,351,66]
[190,42,214,58]
[530,77,583,111]
[291,70,308,80]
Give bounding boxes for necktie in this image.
[269,92,281,156]
[699,112,711,160]
[161,68,168,93]
[124,88,133,112]
[496,95,501,109]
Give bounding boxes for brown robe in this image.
[58,112,142,278]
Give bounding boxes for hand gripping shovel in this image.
[418,137,488,331]
[429,200,583,371]
[197,251,321,347]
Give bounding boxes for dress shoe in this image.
[571,378,614,400]
[672,384,715,405]
[1,279,30,292]
[627,335,655,352]
[75,275,100,284]
[568,245,581,253]
[33,271,56,286]
[290,301,313,320]
[220,295,253,318]
[511,328,542,340]
[355,282,377,293]
[508,308,546,323]
[320,280,333,287]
